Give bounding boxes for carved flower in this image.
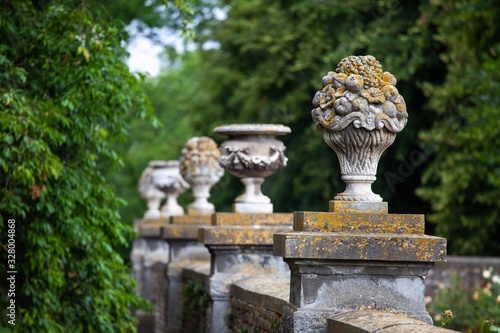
[312,55,408,133]
[381,85,399,102]
[344,74,364,92]
[382,101,397,117]
[180,137,222,176]
[334,97,352,116]
[361,87,385,104]
[379,71,397,86]
[332,72,348,89]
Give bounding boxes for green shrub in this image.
[428,269,500,332]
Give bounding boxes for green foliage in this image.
[482,320,500,333]
[181,280,208,333]
[268,315,280,333]
[0,1,152,331]
[107,52,207,223]
[186,0,438,213]
[416,0,500,255]
[428,270,500,332]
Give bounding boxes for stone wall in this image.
[135,254,500,332]
[179,262,210,333]
[154,263,168,333]
[426,255,500,296]
[229,277,289,333]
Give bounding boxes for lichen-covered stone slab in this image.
[170,215,212,224]
[293,211,424,234]
[211,212,293,226]
[273,232,446,262]
[162,224,205,240]
[327,310,460,332]
[137,218,170,237]
[200,225,292,246]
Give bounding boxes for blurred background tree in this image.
[119,0,500,256]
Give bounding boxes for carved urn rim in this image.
[149,160,180,168]
[214,124,291,136]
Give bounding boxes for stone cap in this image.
[137,218,170,237]
[273,232,446,262]
[214,124,291,136]
[294,212,424,234]
[162,224,204,240]
[327,310,460,332]
[212,212,293,226]
[199,225,293,246]
[171,215,212,224]
[231,277,290,314]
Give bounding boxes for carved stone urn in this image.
[138,161,167,219]
[152,160,189,217]
[214,124,291,213]
[180,136,224,215]
[311,55,408,202]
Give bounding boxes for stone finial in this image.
[152,160,189,217]
[214,124,291,213]
[311,55,408,203]
[180,136,224,215]
[138,161,167,218]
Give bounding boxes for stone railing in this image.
[130,55,499,333]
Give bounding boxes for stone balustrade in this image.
[130,55,499,333]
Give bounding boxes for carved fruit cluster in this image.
[180,137,222,176]
[311,55,408,133]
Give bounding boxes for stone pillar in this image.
[274,56,447,333]
[162,137,223,333]
[136,220,171,300]
[200,213,292,333]
[135,219,171,333]
[199,123,293,333]
[135,159,188,332]
[162,215,211,333]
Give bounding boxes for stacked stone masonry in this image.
[153,263,168,333]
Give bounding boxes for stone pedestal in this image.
[273,202,446,333]
[161,215,212,333]
[199,213,293,333]
[135,218,170,333]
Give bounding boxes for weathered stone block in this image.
[211,212,293,226]
[200,226,293,246]
[329,201,388,214]
[293,211,424,234]
[170,214,212,224]
[137,218,170,237]
[162,224,203,239]
[274,232,446,262]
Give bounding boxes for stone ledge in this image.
[181,260,211,283]
[171,215,211,224]
[327,310,460,333]
[231,277,290,314]
[137,222,167,238]
[294,211,424,234]
[162,224,204,240]
[200,225,293,246]
[142,217,171,224]
[212,212,293,226]
[273,232,446,262]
